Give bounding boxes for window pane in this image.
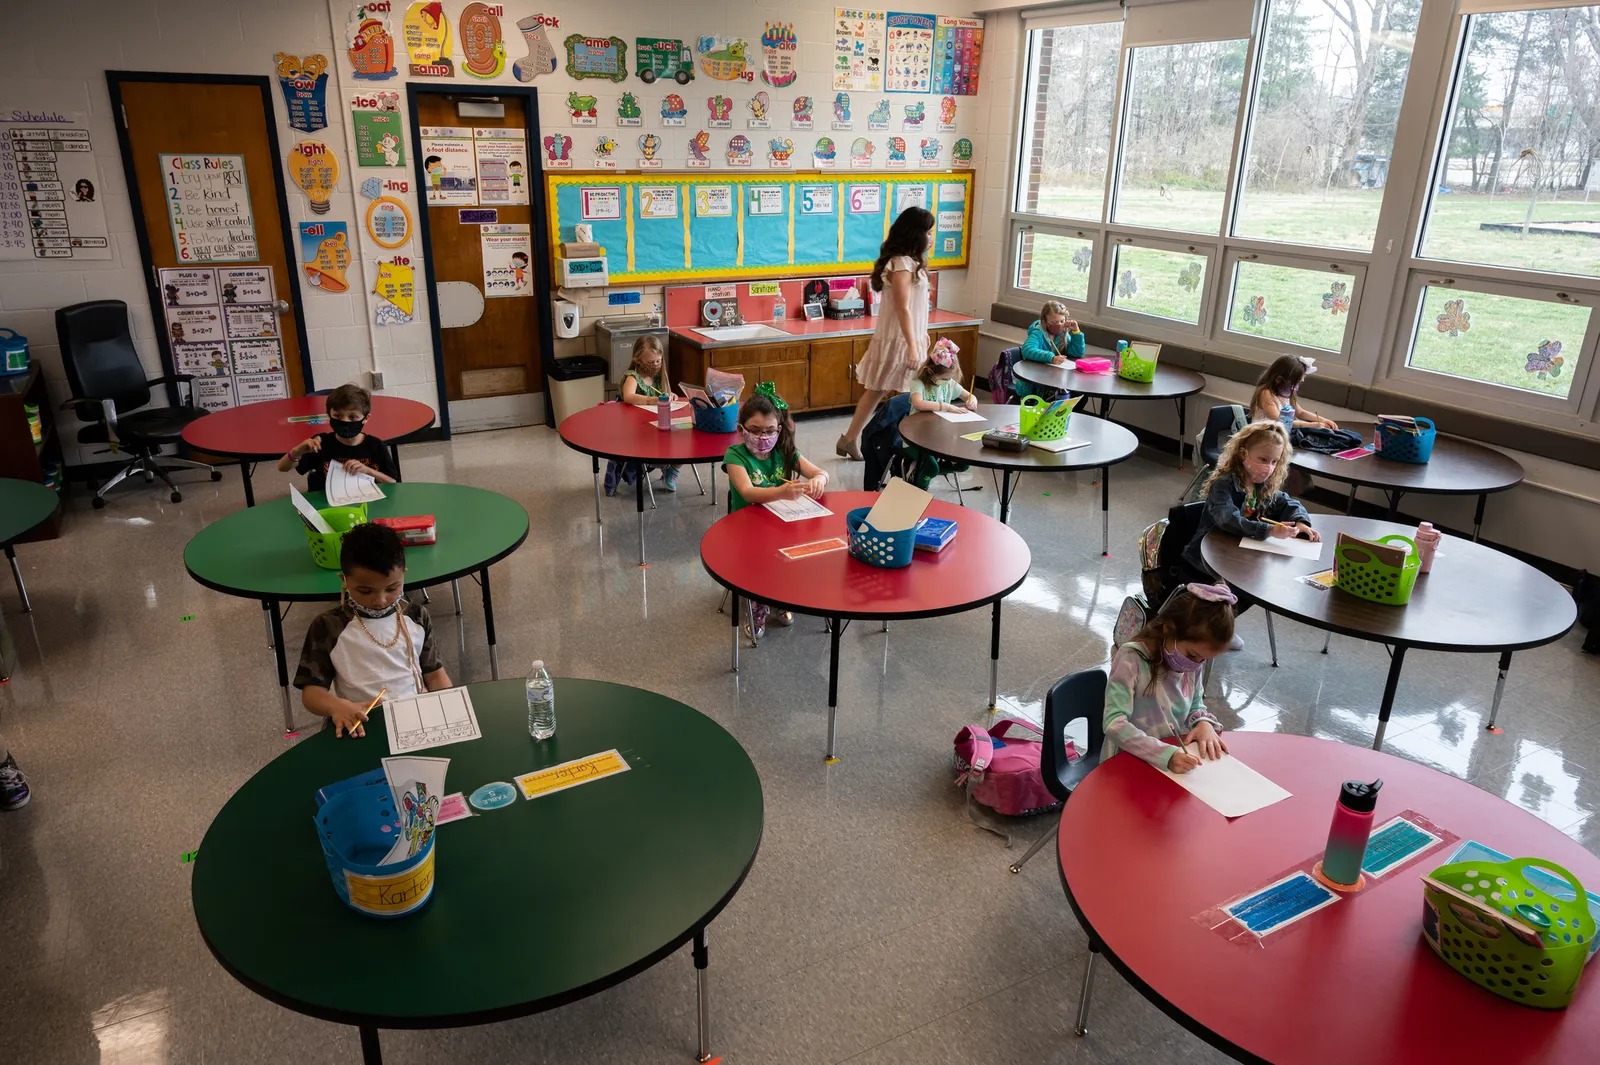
[1234,0,1420,251]
[1408,286,1588,399]
[1109,245,1207,324]
[1018,23,1123,220]
[1016,231,1094,303]
[1422,7,1600,278]
[1112,39,1249,234]
[1226,261,1352,352]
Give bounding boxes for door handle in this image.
[274,300,291,313]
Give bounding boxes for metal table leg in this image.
[693,928,713,1063]
[1346,483,1357,515]
[825,616,843,764]
[480,566,500,680]
[451,579,462,616]
[988,599,1001,711]
[998,468,1013,525]
[1176,396,1188,470]
[592,456,603,524]
[1373,644,1407,750]
[691,464,704,496]
[268,599,293,733]
[1100,465,1110,557]
[1386,490,1402,521]
[359,1025,382,1065]
[710,464,717,508]
[1074,946,1098,1037]
[262,601,274,649]
[1265,611,1278,667]
[1485,650,1514,732]
[636,461,648,567]
[389,442,404,482]
[5,544,30,612]
[1472,492,1488,542]
[729,591,739,673]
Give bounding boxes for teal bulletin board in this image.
[545,171,973,283]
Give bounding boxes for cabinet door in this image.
[745,360,810,411]
[809,338,855,410]
[710,342,810,369]
[851,336,872,402]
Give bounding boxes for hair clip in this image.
[1299,356,1318,375]
[1185,582,1238,605]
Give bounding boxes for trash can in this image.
[547,354,609,427]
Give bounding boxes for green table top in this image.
[0,478,60,544]
[192,679,764,1029]
[183,483,529,601]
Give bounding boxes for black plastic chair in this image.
[1007,668,1107,874]
[55,300,218,507]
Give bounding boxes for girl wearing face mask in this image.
[723,387,827,642]
[1102,584,1235,774]
[1015,299,1085,399]
[605,335,682,495]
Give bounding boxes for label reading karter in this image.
[515,749,631,800]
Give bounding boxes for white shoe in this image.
[1227,634,1245,652]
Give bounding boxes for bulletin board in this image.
[545,171,973,284]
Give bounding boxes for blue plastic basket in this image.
[1375,417,1436,464]
[846,506,918,569]
[691,396,739,434]
[314,782,437,918]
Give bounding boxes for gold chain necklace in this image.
[352,600,405,649]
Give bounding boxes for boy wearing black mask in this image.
[277,382,398,492]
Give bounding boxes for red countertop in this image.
[670,309,983,349]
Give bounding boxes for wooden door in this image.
[414,93,542,404]
[809,337,854,409]
[112,76,309,400]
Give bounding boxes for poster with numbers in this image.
[157,263,285,411]
[833,9,886,92]
[159,153,258,262]
[0,108,112,260]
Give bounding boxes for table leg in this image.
[693,928,712,1063]
[1373,644,1407,750]
[1176,397,1188,470]
[262,601,274,649]
[1386,490,1402,521]
[710,464,717,508]
[1101,396,1114,421]
[729,591,739,673]
[691,464,704,496]
[592,456,603,525]
[988,599,1001,711]
[1346,483,1357,515]
[1473,492,1488,543]
[1485,650,1514,732]
[480,566,500,680]
[6,544,30,612]
[1100,465,1110,557]
[241,461,256,508]
[825,616,842,764]
[636,462,648,567]
[451,579,462,616]
[1074,945,1098,1037]
[268,600,293,734]
[359,1025,383,1065]
[389,443,403,482]
[999,468,1013,525]
[1265,611,1278,667]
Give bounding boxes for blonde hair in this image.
[627,334,666,386]
[1039,300,1068,321]
[1204,420,1293,498]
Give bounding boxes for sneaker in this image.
[0,754,30,810]
[771,610,794,627]
[603,461,621,497]
[1227,633,1245,652]
[742,601,769,644]
[659,468,679,492]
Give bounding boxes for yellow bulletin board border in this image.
[546,171,974,284]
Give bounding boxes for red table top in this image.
[559,401,738,463]
[180,395,436,458]
[1059,732,1600,1064]
[700,491,1030,619]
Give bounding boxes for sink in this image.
[693,324,793,341]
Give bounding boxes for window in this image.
[1406,283,1590,400]
[1226,260,1356,353]
[1017,21,1124,221]
[1015,230,1095,304]
[1108,242,1210,325]
[1112,39,1249,234]
[1234,0,1422,251]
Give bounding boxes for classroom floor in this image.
[1,413,1597,1065]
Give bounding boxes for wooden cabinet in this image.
[850,336,871,402]
[928,325,981,391]
[809,337,855,410]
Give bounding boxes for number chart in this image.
[546,170,971,283]
[160,153,258,262]
[0,110,113,261]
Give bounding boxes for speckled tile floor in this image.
[1,413,1596,1064]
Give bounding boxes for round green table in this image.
[184,483,529,732]
[192,679,763,1065]
[0,477,60,615]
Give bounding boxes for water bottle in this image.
[1414,521,1440,574]
[1114,339,1127,373]
[657,392,671,429]
[1319,779,1382,888]
[526,660,556,740]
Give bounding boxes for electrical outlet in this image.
[366,370,385,391]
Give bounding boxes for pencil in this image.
[360,687,387,721]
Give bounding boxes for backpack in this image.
[1291,425,1363,454]
[953,717,1072,816]
[988,346,1021,404]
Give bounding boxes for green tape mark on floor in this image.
[180,615,196,622]
[180,849,199,864]
[1042,492,1051,497]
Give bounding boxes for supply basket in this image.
[304,502,369,570]
[1334,533,1419,605]
[691,396,739,434]
[1422,856,1592,1009]
[1017,395,1070,442]
[1118,343,1160,384]
[1375,417,1435,463]
[0,328,28,376]
[314,783,437,918]
[846,506,917,569]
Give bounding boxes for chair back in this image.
[1199,403,1246,465]
[988,346,1022,404]
[1041,668,1108,803]
[55,301,149,421]
[861,391,914,491]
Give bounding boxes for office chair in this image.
[1007,668,1106,874]
[56,300,219,507]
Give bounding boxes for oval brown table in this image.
[1291,419,1524,541]
[1202,516,1575,749]
[897,404,1137,551]
[699,491,1031,761]
[1060,731,1600,1065]
[1013,357,1205,465]
[559,402,738,566]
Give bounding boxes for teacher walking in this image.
[836,207,935,461]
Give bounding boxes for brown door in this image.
[413,93,543,405]
[112,76,309,399]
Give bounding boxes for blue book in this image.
[914,516,958,552]
[315,766,387,809]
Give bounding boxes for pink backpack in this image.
[953,717,1073,816]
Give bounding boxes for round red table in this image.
[700,490,1030,761]
[1059,731,1600,1064]
[181,395,437,507]
[558,402,738,566]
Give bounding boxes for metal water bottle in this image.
[1321,779,1382,887]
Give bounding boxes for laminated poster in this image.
[275,53,330,133]
[373,260,415,318]
[347,5,399,81]
[458,3,507,80]
[229,338,286,374]
[298,221,351,293]
[885,13,935,94]
[480,223,532,298]
[194,376,236,413]
[351,103,405,167]
[172,342,230,378]
[403,1,455,77]
[695,185,732,217]
[223,304,278,339]
[159,268,219,308]
[0,107,113,261]
[474,128,528,205]
[638,186,678,219]
[760,23,798,88]
[419,127,477,205]
[219,267,273,304]
[235,372,290,405]
[365,197,412,249]
[931,16,984,97]
[166,306,223,345]
[833,9,885,92]
[160,154,257,262]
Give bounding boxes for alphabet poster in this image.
[885,13,935,93]
[160,154,258,262]
[480,223,532,297]
[474,128,528,205]
[0,107,112,261]
[419,126,477,204]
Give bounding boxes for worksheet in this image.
[1156,743,1291,818]
[764,495,832,522]
[385,686,482,755]
[326,460,386,506]
[1238,535,1325,561]
[933,409,984,423]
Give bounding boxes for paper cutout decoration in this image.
[953,137,974,166]
[366,197,412,248]
[299,221,350,292]
[543,133,573,166]
[727,135,753,166]
[939,97,957,129]
[287,141,339,215]
[1323,280,1351,316]
[1526,339,1564,379]
[637,37,695,85]
[594,135,617,160]
[749,92,770,123]
[793,96,814,128]
[834,93,851,123]
[275,54,330,133]
[1117,270,1139,299]
[458,3,506,79]
[1071,245,1091,272]
[662,94,688,123]
[347,6,398,80]
[567,91,599,125]
[886,137,907,164]
[813,137,837,163]
[403,2,454,77]
[688,130,711,162]
[919,138,941,164]
[1435,296,1469,336]
[638,134,663,162]
[512,14,560,81]
[373,260,415,317]
[1178,262,1202,293]
[618,92,643,124]
[698,36,752,82]
[708,94,733,128]
[351,105,404,167]
[868,100,891,128]
[762,23,798,87]
[903,102,926,129]
[566,34,627,81]
[849,138,875,165]
[1241,295,1268,326]
[769,138,795,164]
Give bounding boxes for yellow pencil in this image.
[360,687,387,722]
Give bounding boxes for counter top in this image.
[669,309,983,349]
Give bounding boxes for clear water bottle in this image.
[526,660,556,740]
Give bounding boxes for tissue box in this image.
[372,515,437,546]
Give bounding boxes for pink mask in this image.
[742,428,779,455]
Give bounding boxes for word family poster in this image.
[160,154,258,262]
[159,265,287,411]
[0,108,112,260]
[932,17,984,97]
[833,9,885,92]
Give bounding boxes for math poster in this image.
[480,223,532,298]
[159,153,257,262]
[833,9,885,92]
[0,108,112,261]
[418,126,477,205]
[932,16,984,97]
[473,128,528,205]
[885,13,935,94]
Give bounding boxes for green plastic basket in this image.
[1334,533,1419,606]
[305,504,369,570]
[1117,343,1159,383]
[1017,394,1070,441]
[1422,856,1592,1009]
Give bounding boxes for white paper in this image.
[1157,746,1291,818]
[1029,436,1092,454]
[326,460,386,506]
[385,687,482,755]
[933,409,985,423]
[158,153,257,261]
[1239,535,1325,561]
[763,494,833,522]
[379,754,451,864]
[289,484,332,533]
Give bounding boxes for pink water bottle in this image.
[1318,779,1382,889]
[657,392,671,429]
[1414,521,1440,574]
